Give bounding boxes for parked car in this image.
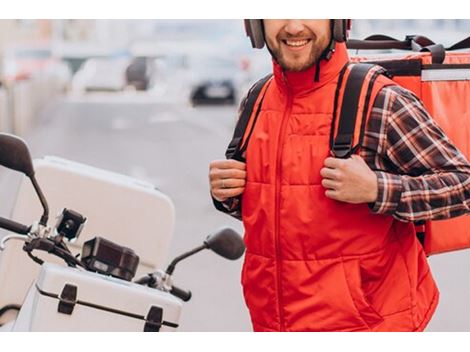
[190,79,236,106]
[188,56,243,106]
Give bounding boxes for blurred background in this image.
[0,19,469,331]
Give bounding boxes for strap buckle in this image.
[331,134,353,159]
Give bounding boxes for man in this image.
[209,20,470,331]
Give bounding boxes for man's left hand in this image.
[320,155,378,204]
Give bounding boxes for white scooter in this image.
[0,133,245,331]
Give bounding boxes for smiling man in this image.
[209,20,470,332]
[263,19,330,72]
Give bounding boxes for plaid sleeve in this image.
[211,194,242,220]
[366,85,470,222]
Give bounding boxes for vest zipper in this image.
[275,72,293,331]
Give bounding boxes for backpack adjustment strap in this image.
[331,133,353,158]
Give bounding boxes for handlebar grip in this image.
[170,285,192,302]
[134,276,151,285]
[0,217,31,235]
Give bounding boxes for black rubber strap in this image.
[347,38,410,51]
[425,44,446,64]
[347,34,446,64]
[349,34,470,52]
[447,36,470,51]
[225,74,272,162]
[332,63,376,158]
[365,59,422,77]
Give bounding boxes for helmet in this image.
[244,19,351,49]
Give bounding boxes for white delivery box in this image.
[0,156,175,324]
[12,263,182,332]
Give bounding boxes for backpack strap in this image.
[213,74,272,216]
[225,74,273,162]
[330,63,433,250]
[330,63,388,158]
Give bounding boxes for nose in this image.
[284,20,305,36]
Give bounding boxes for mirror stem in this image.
[165,244,207,276]
[30,176,49,226]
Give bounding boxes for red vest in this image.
[240,42,439,331]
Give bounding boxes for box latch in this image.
[144,305,163,332]
[58,284,78,315]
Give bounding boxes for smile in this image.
[283,39,311,48]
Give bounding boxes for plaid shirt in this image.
[364,85,470,221]
[221,85,470,222]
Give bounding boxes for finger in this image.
[325,189,340,200]
[222,178,246,189]
[212,187,245,200]
[324,157,344,169]
[321,178,340,190]
[210,168,246,181]
[319,167,341,180]
[210,159,246,171]
[211,178,246,190]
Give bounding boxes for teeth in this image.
[285,40,309,47]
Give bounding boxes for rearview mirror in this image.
[204,227,245,260]
[0,133,35,177]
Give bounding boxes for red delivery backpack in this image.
[224,35,470,256]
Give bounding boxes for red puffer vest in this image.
[240,42,439,332]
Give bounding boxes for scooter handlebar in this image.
[170,285,192,302]
[0,216,31,235]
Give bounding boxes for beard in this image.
[266,31,328,72]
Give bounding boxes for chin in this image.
[282,60,315,72]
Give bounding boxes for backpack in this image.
[224,35,470,256]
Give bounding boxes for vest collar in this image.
[273,42,349,95]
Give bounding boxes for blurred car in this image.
[188,56,244,106]
[72,58,129,93]
[125,57,157,91]
[190,80,236,106]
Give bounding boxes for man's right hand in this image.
[209,159,247,202]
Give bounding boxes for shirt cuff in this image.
[368,171,403,215]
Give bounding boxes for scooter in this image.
[0,133,245,331]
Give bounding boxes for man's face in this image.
[263,20,331,72]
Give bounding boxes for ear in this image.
[244,19,265,49]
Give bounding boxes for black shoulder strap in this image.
[213,74,272,216]
[331,63,386,158]
[225,74,273,162]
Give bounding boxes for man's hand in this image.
[320,155,378,204]
[209,159,247,202]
